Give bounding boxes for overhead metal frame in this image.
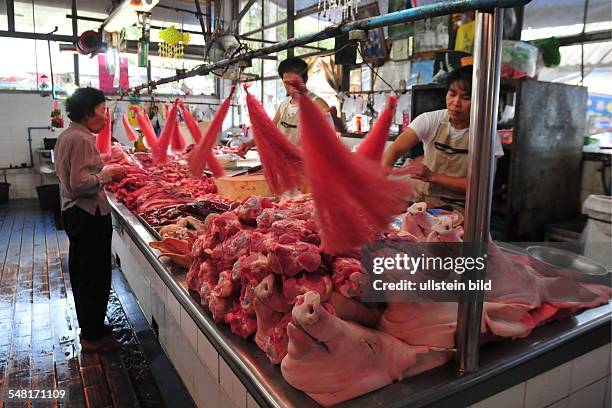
[127,0,529,93]
[7,0,15,32]
[237,0,257,22]
[66,14,207,36]
[193,0,208,39]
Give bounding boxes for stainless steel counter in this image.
[108,194,611,408]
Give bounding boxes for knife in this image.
[230,164,263,177]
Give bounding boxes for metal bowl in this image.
[527,246,609,276]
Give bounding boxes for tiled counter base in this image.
[471,344,611,408]
[111,217,259,408]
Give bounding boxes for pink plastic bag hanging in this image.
[287,76,413,254]
[153,101,179,164]
[178,102,201,144]
[122,113,138,142]
[187,87,236,178]
[245,85,304,195]
[171,111,187,153]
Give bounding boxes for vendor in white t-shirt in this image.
[237,58,330,156]
[382,65,504,211]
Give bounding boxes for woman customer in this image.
[54,87,125,352]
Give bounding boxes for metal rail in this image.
[455,8,504,372]
[126,0,531,93]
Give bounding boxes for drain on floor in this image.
[106,288,166,408]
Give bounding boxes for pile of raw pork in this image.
[103,91,610,405]
[104,146,219,212]
[175,196,610,406]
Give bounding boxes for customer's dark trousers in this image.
[62,205,112,341]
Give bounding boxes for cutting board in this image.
[216,174,271,200]
[179,121,209,145]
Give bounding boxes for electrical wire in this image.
[356,46,399,96]
[580,0,590,85]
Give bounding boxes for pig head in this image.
[281,291,430,407]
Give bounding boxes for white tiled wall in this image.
[570,343,611,393]
[0,92,61,199]
[220,358,247,408]
[472,383,525,408]
[472,344,612,408]
[0,93,56,168]
[525,361,573,408]
[197,331,219,382]
[567,377,608,408]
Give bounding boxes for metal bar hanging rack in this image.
[125,0,530,94]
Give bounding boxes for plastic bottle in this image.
[402,112,411,131]
[134,133,148,152]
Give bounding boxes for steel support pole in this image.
[71,0,79,86]
[454,7,503,373]
[7,0,15,32]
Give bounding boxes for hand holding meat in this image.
[401,160,433,182]
[100,165,126,183]
[236,140,254,158]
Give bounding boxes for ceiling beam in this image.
[156,4,210,17]
[237,0,257,23]
[556,29,612,47]
[0,30,73,42]
[7,0,15,32]
[193,0,208,39]
[66,14,205,36]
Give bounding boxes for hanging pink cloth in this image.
[245,85,304,195]
[287,76,413,254]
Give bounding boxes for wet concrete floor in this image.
[0,200,189,407]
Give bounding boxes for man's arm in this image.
[430,173,467,192]
[237,108,281,157]
[382,127,420,167]
[401,160,467,193]
[314,98,329,112]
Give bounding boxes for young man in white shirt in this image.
[382,65,503,210]
[237,57,330,156]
